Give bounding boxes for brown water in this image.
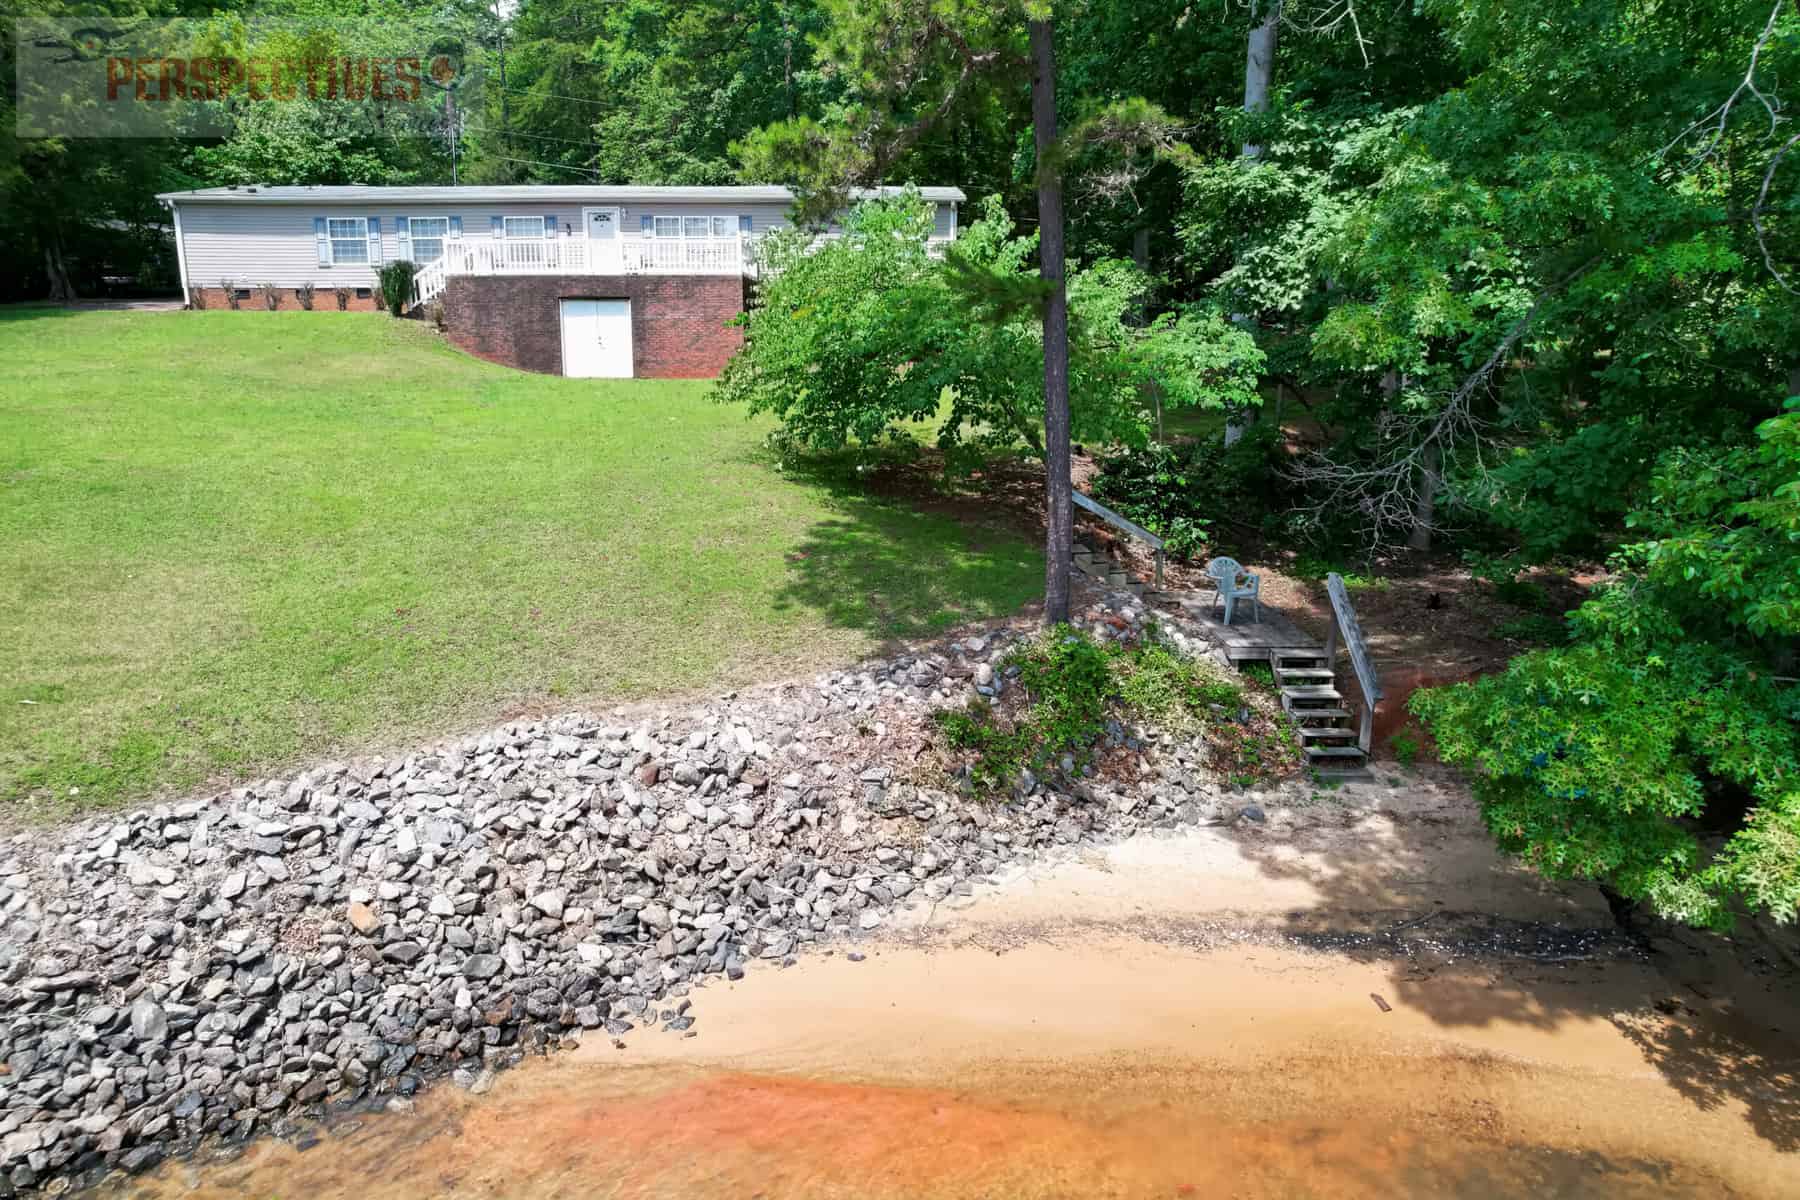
[118,1059,1721,1200]
[104,938,1799,1199]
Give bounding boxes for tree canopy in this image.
[719,190,1261,468]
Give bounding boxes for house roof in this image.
[155,184,966,205]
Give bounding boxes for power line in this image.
[485,153,603,177]
[491,82,614,110]
[461,122,597,149]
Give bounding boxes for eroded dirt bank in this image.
[102,777,1800,1199]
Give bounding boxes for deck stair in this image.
[1274,650,1367,774]
[1061,498,1381,780]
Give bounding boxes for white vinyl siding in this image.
[409,217,448,263]
[170,196,957,290]
[502,215,544,239]
[327,217,368,264]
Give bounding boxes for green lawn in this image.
[1,309,1042,818]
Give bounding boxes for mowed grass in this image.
[1,309,1042,818]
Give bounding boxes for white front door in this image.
[559,299,633,378]
[582,206,621,271]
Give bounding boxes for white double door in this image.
[559,299,633,378]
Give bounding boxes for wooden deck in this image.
[1162,592,1320,665]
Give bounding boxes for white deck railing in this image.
[622,238,748,274]
[409,236,753,308]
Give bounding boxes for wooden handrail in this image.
[1323,572,1383,752]
[1072,490,1165,587]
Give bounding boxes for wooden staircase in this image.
[1061,494,1381,780]
[1272,649,1369,776]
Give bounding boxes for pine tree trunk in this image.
[1032,17,1073,627]
[1225,1,1281,447]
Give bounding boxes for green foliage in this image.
[1416,405,1800,927]
[1301,0,1800,552]
[731,0,1030,223]
[377,261,418,317]
[1492,613,1568,645]
[1413,645,1799,928]
[719,192,1263,469]
[1114,640,1242,734]
[933,626,1251,795]
[194,101,425,188]
[1009,625,1119,763]
[1288,554,1386,589]
[1239,661,1274,687]
[1388,728,1421,768]
[1181,102,1417,321]
[1089,424,1286,560]
[1493,578,1551,612]
[497,0,841,186]
[932,625,1118,792]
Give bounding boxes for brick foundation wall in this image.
[187,286,381,312]
[440,274,748,378]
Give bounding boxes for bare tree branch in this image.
[1286,254,1605,548]
[1756,131,1800,292]
[1659,1,1790,170]
[1285,0,1374,69]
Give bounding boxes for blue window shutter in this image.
[641,214,654,234]
[395,216,411,261]
[544,215,557,240]
[738,214,753,235]
[314,217,331,266]
[366,216,382,264]
[449,215,462,240]
[491,215,505,239]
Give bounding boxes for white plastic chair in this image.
[1203,556,1262,625]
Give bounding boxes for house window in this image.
[651,215,735,239]
[327,217,368,264]
[503,215,545,239]
[410,217,449,263]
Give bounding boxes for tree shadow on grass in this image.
[769,495,1044,648]
[743,445,1045,649]
[1213,776,1800,1153]
[0,304,84,324]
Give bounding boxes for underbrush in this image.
[930,625,1300,795]
[1492,612,1569,644]
[1088,426,1288,560]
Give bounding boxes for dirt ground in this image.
[114,772,1800,1200]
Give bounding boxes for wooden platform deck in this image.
[1163,593,1319,665]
